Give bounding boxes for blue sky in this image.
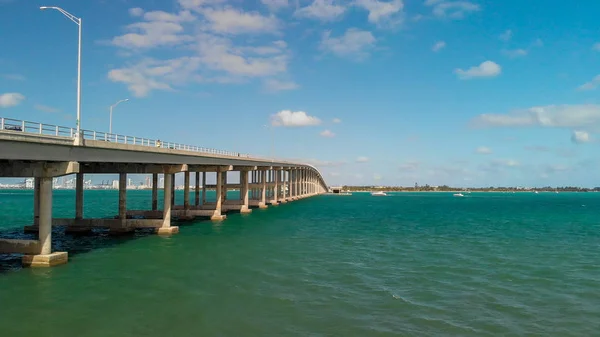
[2,0,600,187]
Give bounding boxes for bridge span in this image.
[0,117,328,267]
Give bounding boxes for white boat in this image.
[453,193,464,197]
[371,191,387,196]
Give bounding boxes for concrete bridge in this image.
[0,117,328,267]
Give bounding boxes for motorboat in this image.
[453,193,464,197]
[371,191,387,196]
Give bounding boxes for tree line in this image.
[339,185,600,192]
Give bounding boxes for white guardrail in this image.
[0,117,327,183]
[0,117,255,158]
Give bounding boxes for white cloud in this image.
[202,7,279,35]
[108,2,296,97]
[320,28,376,60]
[471,104,600,130]
[295,0,346,21]
[108,57,202,97]
[475,146,492,154]
[263,79,299,92]
[571,130,591,144]
[0,93,25,108]
[353,0,404,27]
[424,0,480,19]
[356,156,369,163]
[492,159,520,167]
[577,74,600,91]
[332,118,341,123]
[110,24,291,95]
[502,49,527,58]
[177,0,226,11]
[454,60,501,79]
[129,7,144,17]
[261,0,289,11]
[111,12,194,49]
[196,33,289,78]
[271,110,322,127]
[432,40,446,52]
[499,29,512,41]
[2,74,25,81]
[34,104,60,113]
[320,129,336,137]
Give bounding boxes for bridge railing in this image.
[0,117,267,159]
[0,116,328,183]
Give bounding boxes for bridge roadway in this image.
[0,119,328,267]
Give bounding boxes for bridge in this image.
[0,117,328,267]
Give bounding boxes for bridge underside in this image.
[0,158,327,267]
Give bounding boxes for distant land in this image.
[339,185,600,192]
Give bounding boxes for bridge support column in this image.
[195,172,200,206]
[22,177,68,267]
[157,173,179,235]
[211,170,226,221]
[152,173,158,211]
[222,171,228,201]
[33,177,40,225]
[109,173,133,234]
[202,172,207,205]
[171,173,176,206]
[259,170,268,208]
[281,169,288,202]
[271,169,279,206]
[295,168,299,199]
[184,171,190,211]
[240,170,251,214]
[75,172,84,220]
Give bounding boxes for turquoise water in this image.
[0,190,599,336]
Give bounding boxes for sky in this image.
[1,0,600,187]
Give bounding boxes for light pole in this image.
[109,98,129,135]
[40,6,82,145]
[263,124,274,161]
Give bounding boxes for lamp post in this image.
[109,98,129,135]
[40,6,82,145]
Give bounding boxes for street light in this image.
[40,6,82,145]
[109,98,129,134]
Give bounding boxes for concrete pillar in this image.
[295,169,300,197]
[33,177,40,225]
[212,170,225,220]
[195,172,200,206]
[171,173,176,206]
[22,176,68,267]
[283,170,288,200]
[119,173,127,220]
[222,171,228,201]
[39,177,52,255]
[75,172,84,220]
[152,173,158,211]
[158,173,178,235]
[184,171,190,210]
[240,170,251,214]
[202,172,207,204]
[271,169,279,205]
[260,170,267,208]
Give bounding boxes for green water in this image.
[0,190,599,336]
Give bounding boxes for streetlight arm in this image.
[40,6,81,25]
[110,98,129,109]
